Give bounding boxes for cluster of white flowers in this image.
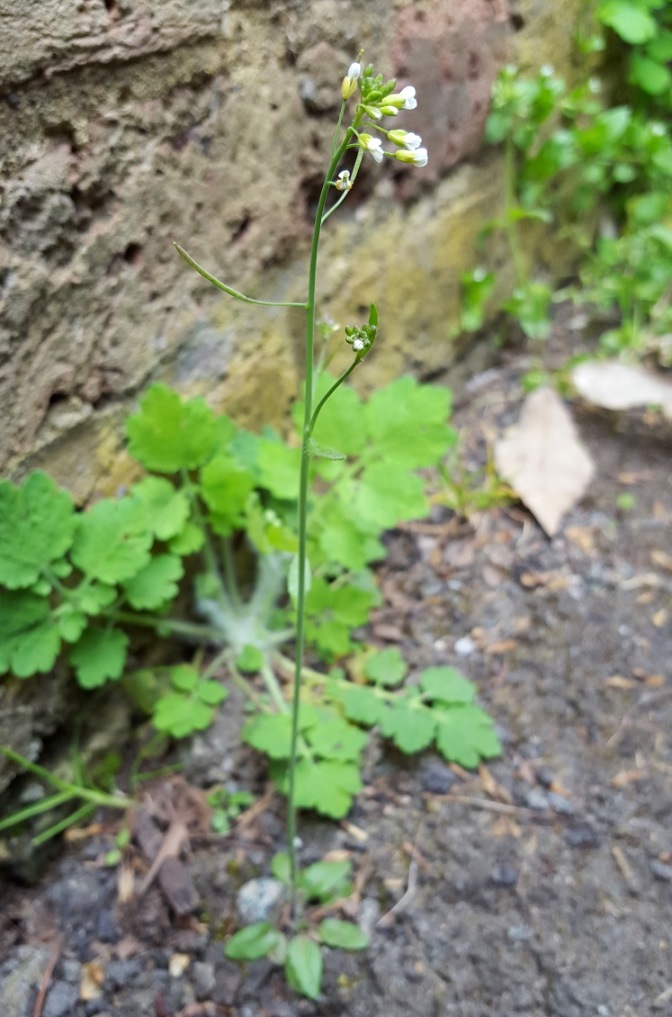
[339,61,428,172]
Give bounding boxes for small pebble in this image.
[454,636,476,657]
[526,788,549,811]
[421,760,457,795]
[43,981,79,1017]
[491,863,519,888]
[236,878,287,925]
[649,859,672,882]
[565,822,600,849]
[548,791,576,816]
[507,924,533,942]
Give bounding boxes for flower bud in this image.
[394,147,428,167]
[387,129,422,150]
[341,61,361,100]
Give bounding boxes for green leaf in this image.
[270,851,291,885]
[76,582,117,616]
[0,590,61,677]
[126,384,219,472]
[242,713,293,759]
[629,53,671,95]
[122,554,184,610]
[168,520,206,556]
[305,381,368,457]
[434,705,502,768]
[420,666,476,704]
[365,377,454,468]
[306,438,347,460]
[236,644,264,673]
[72,499,153,584]
[304,578,373,658]
[300,859,351,901]
[305,714,368,761]
[0,472,75,589]
[200,455,255,534]
[151,664,227,736]
[276,759,361,818]
[364,647,407,687]
[55,605,87,643]
[318,918,369,951]
[351,463,428,529]
[597,1,656,43]
[285,935,322,1000]
[69,628,129,688]
[329,680,385,726]
[225,922,284,961]
[130,477,190,541]
[380,700,435,754]
[170,664,199,691]
[257,439,301,500]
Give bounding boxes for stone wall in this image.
[0,0,586,496]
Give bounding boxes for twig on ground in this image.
[32,934,63,1017]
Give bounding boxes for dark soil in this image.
[2,340,671,1017]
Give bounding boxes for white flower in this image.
[384,85,418,111]
[358,133,384,163]
[352,338,365,352]
[342,61,361,100]
[335,169,352,191]
[387,129,422,150]
[394,147,428,167]
[399,85,417,109]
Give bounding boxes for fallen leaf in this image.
[80,960,105,1001]
[572,361,672,419]
[610,769,648,788]
[169,953,191,977]
[494,388,595,537]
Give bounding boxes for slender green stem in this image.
[260,661,289,714]
[32,802,97,846]
[308,358,358,436]
[504,139,526,286]
[0,791,73,834]
[174,244,308,308]
[0,747,130,810]
[287,121,360,914]
[104,609,221,643]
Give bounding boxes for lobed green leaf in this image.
[0,590,61,677]
[126,384,220,472]
[122,554,184,610]
[71,499,153,584]
[434,705,502,768]
[69,628,129,688]
[0,473,75,589]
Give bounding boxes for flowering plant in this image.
[174,55,428,997]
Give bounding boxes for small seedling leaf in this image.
[318,918,369,951]
[225,922,283,961]
[285,935,322,1000]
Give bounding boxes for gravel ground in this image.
[1,343,671,1017]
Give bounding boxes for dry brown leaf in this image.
[572,360,672,419]
[494,388,595,537]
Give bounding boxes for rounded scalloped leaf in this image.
[0,473,75,589]
[71,499,153,585]
[69,628,129,688]
[126,384,219,473]
[122,554,184,610]
[0,590,61,677]
[130,477,190,541]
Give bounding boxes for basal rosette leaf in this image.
[168,521,205,556]
[285,935,323,1001]
[122,554,184,610]
[130,477,190,541]
[304,714,367,762]
[420,666,476,704]
[365,377,455,468]
[242,713,293,760]
[0,472,76,589]
[199,455,256,535]
[364,647,407,687]
[71,498,154,584]
[69,628,129,689]
[347,463,428,530]
[125,384,220,472]
[434,704,502,768]
[0,590,61,677]
[225,922,284,961]
[327,679,385,726]
[379,698,436,754]
[318,918,369,951]
[272,758,361,818]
